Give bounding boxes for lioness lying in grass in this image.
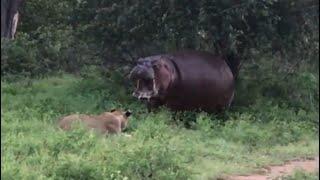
[58,109,132,135]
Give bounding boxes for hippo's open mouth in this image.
[132,79,159,100]
[129,59,161,101]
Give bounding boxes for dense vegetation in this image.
[1,74,318,179]
[1,0,319,179]
[1,0,319,77]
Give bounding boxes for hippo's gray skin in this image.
[129,50,239,113]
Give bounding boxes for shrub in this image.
[3,0,318,79]
[1,26,99,78]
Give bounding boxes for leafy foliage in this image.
[73,0,319,61]
[1,1,319,179]
[1,0,319,77]
[1,26,99,77]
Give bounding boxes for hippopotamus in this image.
[129,50,240,113]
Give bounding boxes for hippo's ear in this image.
[137,58,145,64]
[110,108,116,112]
[125,110,132,117]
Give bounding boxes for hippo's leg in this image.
[147,103,152,113]
[146,98,164,113]
[171,110,177,120]
[145,101,157,113]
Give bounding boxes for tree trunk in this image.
[1,0,24,39]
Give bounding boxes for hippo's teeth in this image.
[136,80,140,89]
[153,79,156,92]
[152,79,159,95]
[132,92,139,97]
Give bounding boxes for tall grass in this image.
[1,69,318,179]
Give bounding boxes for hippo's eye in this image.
[152,63,160,69]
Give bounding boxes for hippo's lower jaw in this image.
[132,78,160,101]
[132,90,159,101]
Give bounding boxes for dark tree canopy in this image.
[1,0,319,77]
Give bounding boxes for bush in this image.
[2,0,318,79]
[1,26,100,78]
[234,54,319,113]
[75,0,318,64]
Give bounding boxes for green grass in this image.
[280,170,319,180]
[1,74,319,180]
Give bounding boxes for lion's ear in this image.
[110,108,116,112]
[125,110,132,117]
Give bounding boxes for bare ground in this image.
[223,156,319,180]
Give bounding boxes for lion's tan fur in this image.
[58,110,131,135]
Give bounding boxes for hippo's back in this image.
[164,50,235,112]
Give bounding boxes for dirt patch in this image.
[224,156,319,180]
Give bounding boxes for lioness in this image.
[58,109,132,135]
